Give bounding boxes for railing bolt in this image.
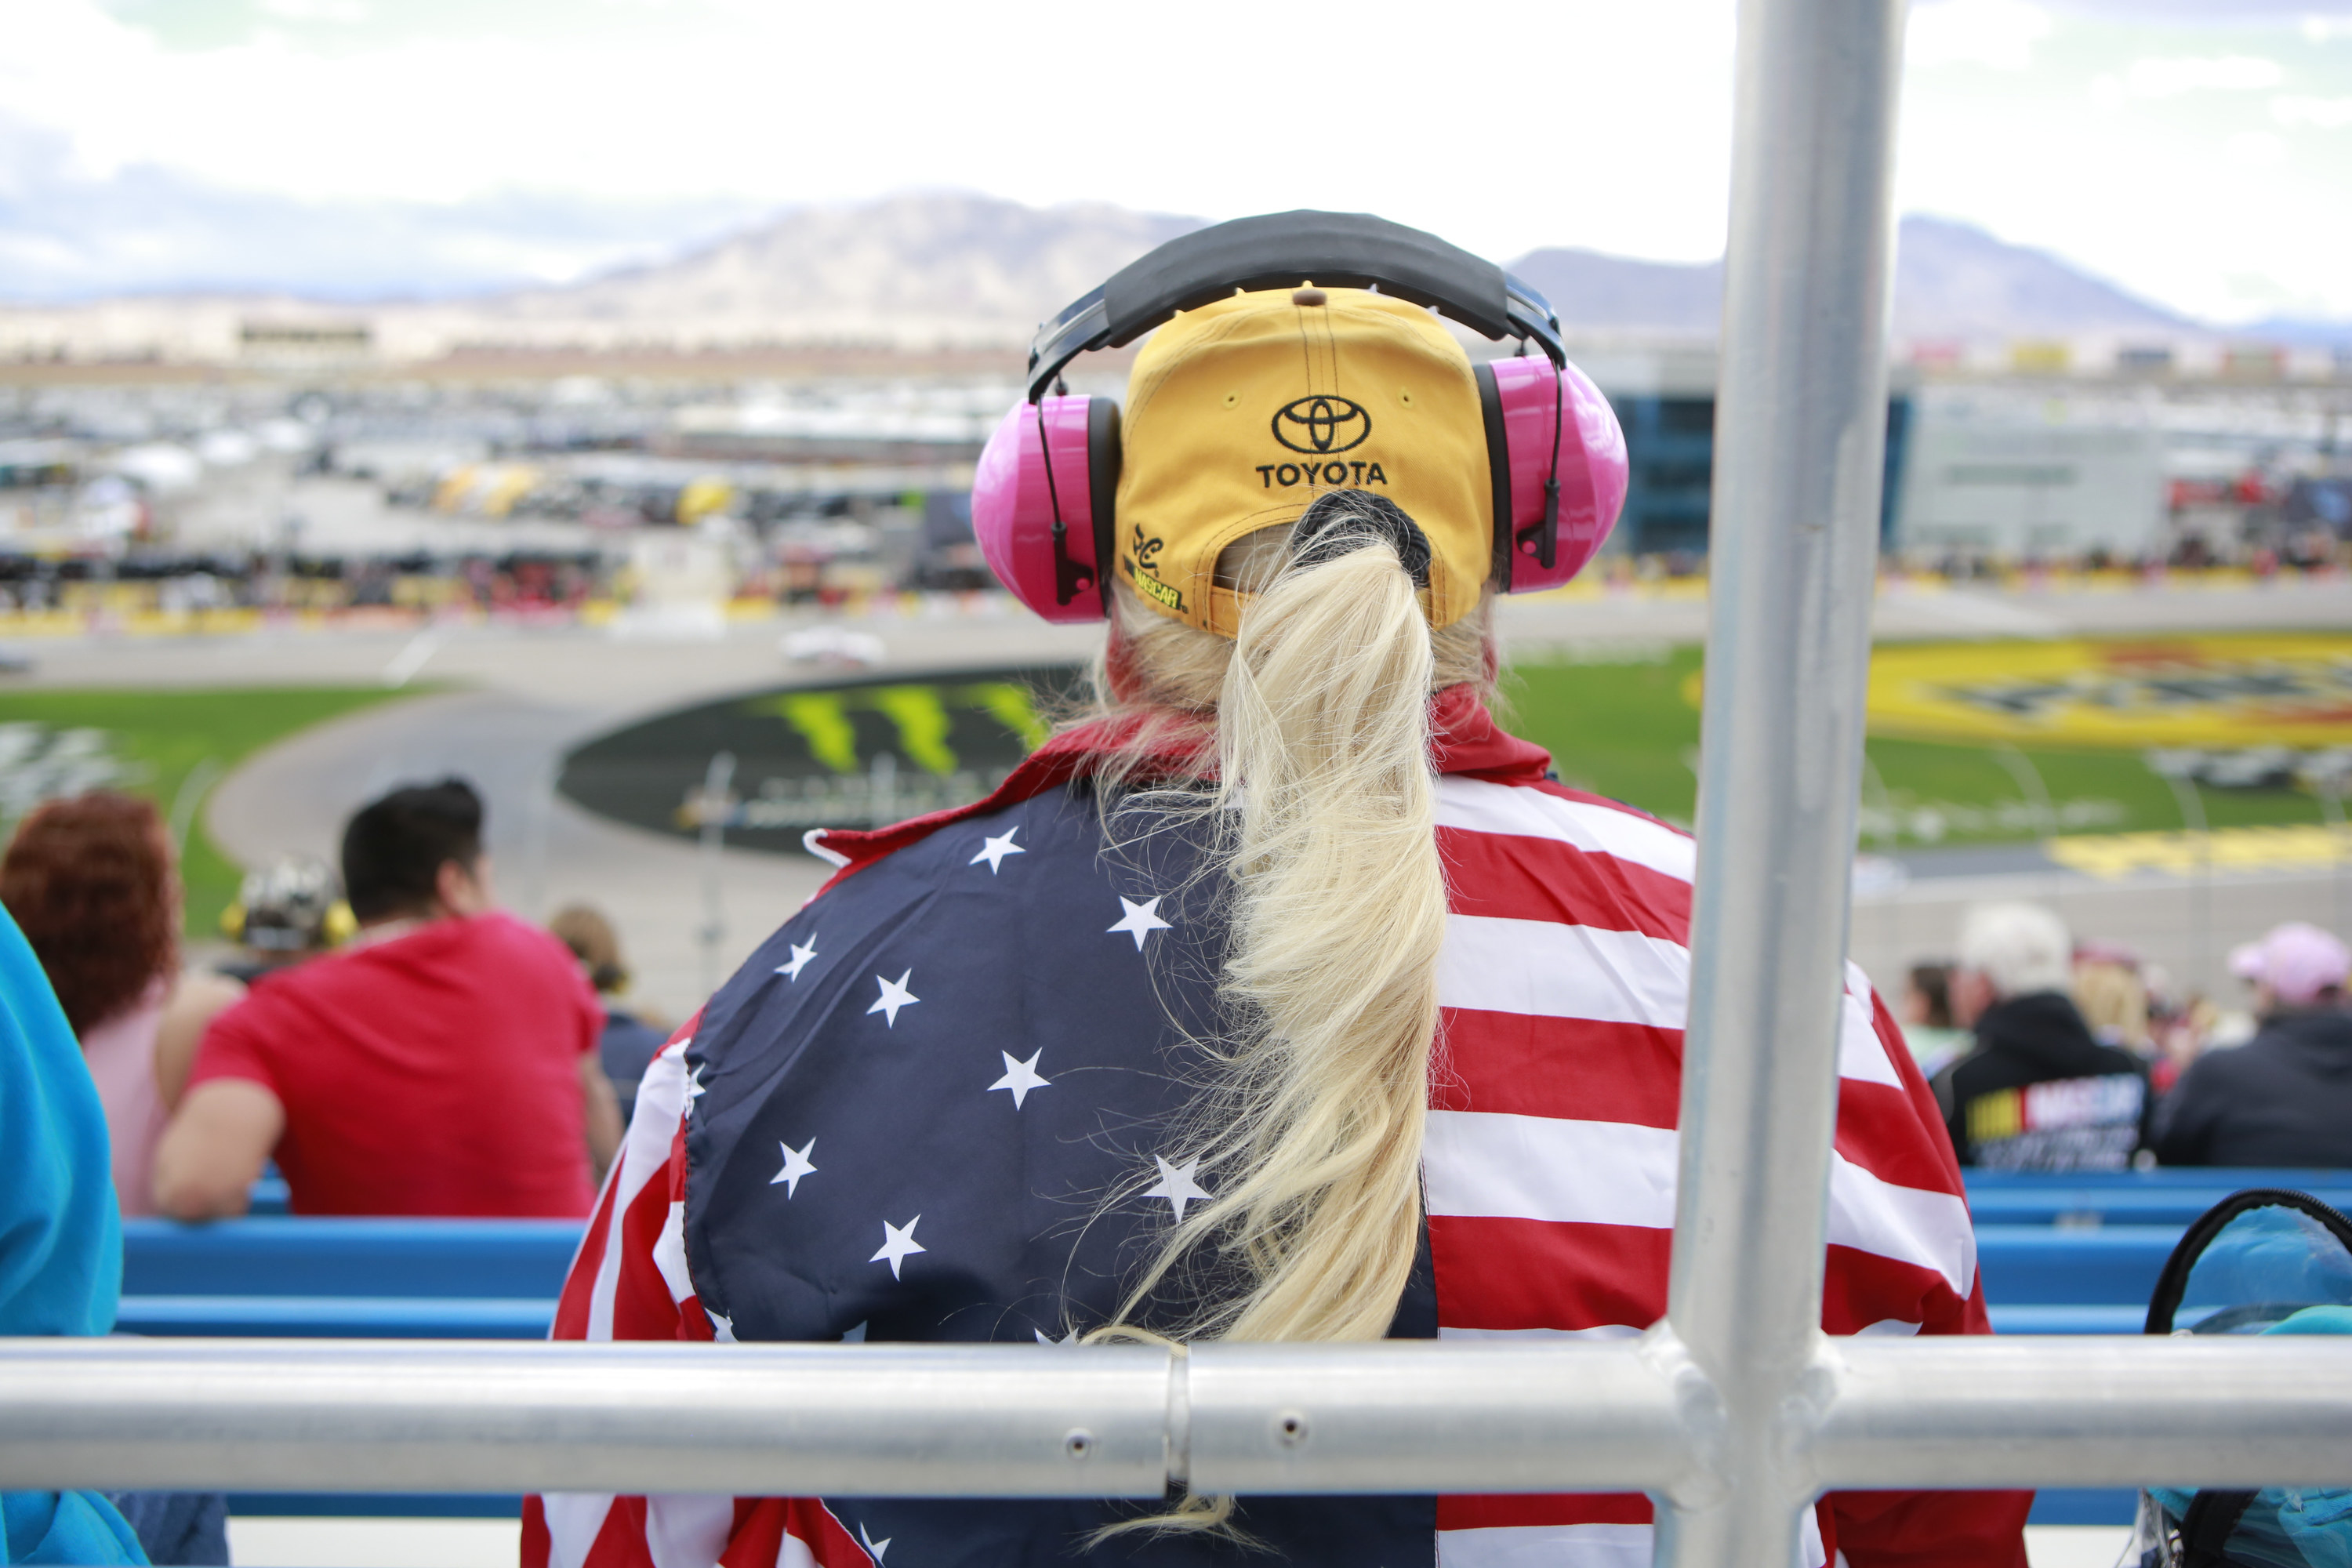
[1276,1412,1308,1447]
[1063,1428,1094,1461]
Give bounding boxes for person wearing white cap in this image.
[1933,902,2151,1170]
[2154,922,2352,1167]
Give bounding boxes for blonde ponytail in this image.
[1104,521,1451,1348]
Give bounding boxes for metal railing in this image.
[6,2,2350,1563]
[5,1335,2352,1505]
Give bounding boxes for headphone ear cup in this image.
[1474,361,1514,592]
[1087,397,1123,620]
[973,395,1115,622]
[1486,356,1630,594]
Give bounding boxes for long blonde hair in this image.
[1084,513,1490,1348]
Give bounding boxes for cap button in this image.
[1291,288,1327,307]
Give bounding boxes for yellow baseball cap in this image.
[1113,287,1493,638]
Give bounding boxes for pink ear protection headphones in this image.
[971,210,1629,624]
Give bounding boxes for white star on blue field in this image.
[769,1138,818,1198]
[1145,1156,1210,1221]
[869,1217,925,1279]
[970,828,1025,873]
[866,970,919,1027]
[987,1050,1051,1109]
[1107,896,1172,951]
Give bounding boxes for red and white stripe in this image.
[524,1023,873,1568]
[1425,775,2017,1568]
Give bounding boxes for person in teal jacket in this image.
[0,903,146,1565]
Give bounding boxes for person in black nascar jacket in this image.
[1933,901,2150,1170]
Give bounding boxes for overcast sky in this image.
[2,0,2347,321]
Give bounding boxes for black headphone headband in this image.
[1024,210,1565,403]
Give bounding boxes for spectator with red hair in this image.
[0,791,243,1218]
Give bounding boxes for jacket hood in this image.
[2257,1007,2352,1080]
[1973,989,2114,1076]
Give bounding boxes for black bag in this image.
[2124,1189,2352,1568]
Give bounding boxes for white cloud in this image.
[1908,0,2053,71]
[2227,129,2288,162]
[1896,19,2352,324]
[2,0,2349,327]
[2124,54,2285,96]
[2274,93,2352,126]
[0,0,1741,269]
[253,0,370,20]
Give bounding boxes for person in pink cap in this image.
[2153,922,2352,1167]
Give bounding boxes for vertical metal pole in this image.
[1991,745,2059,847]
[699,751,736,998]
[524,756,554,924]
[168,757,225,858]
[1991,743,2066,909]
[1857,750,1900,993]
[2316,779,2347,938]
[1658,2,1907,1565]
[2161,771,2211,993]
[1857,751,1895,855]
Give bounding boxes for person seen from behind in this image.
[1933,902,2149,1170]
[547,903,670,1123]
[0,792,245,1219]
[1897,961,1968,1077]
[0,899,148,1565]
[528,263,2026,1567]
[2153,922,2352,1167]
[153,778,622,1219]
[2071,944,2152,1056]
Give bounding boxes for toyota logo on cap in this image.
[1271,395,1371,455]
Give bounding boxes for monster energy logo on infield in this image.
[557,666,1081,848]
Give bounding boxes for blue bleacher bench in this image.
[1964,1169,2352,1228]
[117,1171,2352,1341]
[110,1224,2184,1340]
[118,1217,579,1339]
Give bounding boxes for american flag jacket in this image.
[524,688,2029,1568]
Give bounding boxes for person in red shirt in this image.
[154,778,622,1219]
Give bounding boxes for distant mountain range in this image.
[4,189,2341,360]
[1509,215,2197,343]
[394,200,2230,354]
[462,194,1203,349]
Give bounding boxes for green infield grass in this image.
[0,686,426,935]
[1498,644,2332,847]
[0,645,2328,948]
